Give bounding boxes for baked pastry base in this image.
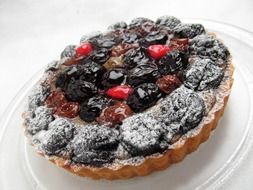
[34,63,234,180]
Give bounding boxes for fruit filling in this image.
[45,16,229,126]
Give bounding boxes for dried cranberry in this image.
[106,85,133,100]
[156,75,182,94]
[170,38,189,51]
[56,102,80,118]
[45,91,67,108]
[147,45,171,60]
[75,42,93,57]
[97,102,133,127]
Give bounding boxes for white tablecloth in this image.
[0,0,253,189]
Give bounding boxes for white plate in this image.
[1,19,253,190]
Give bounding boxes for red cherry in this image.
[106,85,133,100]
[55,102,80,118]
[46,91,67,108]
[75,42,93,57]
[147,45,171,60]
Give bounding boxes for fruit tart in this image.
[22,16,234,179]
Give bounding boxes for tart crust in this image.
[32,62,234,180]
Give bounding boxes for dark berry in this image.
[75,42,93,57]
[159,87,205,133]
[189,34,230,64]
[45,91,67,108]
[60,45,76,59]
[129,17,157,36]
[127,83,162,112]
[80,31,102,44]
[97,102,133,127]
[55,73,69,90]
[79,95,112,122]
[89,48,111,65]
[144,31,168,45]
[25,106,54,135]
[111,43,139,57]
[56,102,80,118]
[184,58,224,91]
[78,61,105,83]
[108,21,127,30]
[123,47,150,70]
[127,63,160,86]
[71,125,119,166]
[129,17,154,28]
[107,28,125,37]
[101,68,127,89]
[156,16,181,30]
[121,33,139,44]
[64,66,79,78]
[91,34,120,49]
[158,51,188,75]
[42,118,75,155]
[61,61,105,85]
[147,44,171,60]
[120,114,166,157]
[65,79,97,102]
[28,85,51,110]
[174,24,205,39]
[156,75,181,94]
[106,85,133,100]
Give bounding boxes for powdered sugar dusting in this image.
[25,106,54,135]
[30,118,75,157]
[70,124,119,165]
[120,113,168,156]
[28,84,50,110]
[189,34,230,65]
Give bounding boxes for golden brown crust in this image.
[40,63,234,180]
